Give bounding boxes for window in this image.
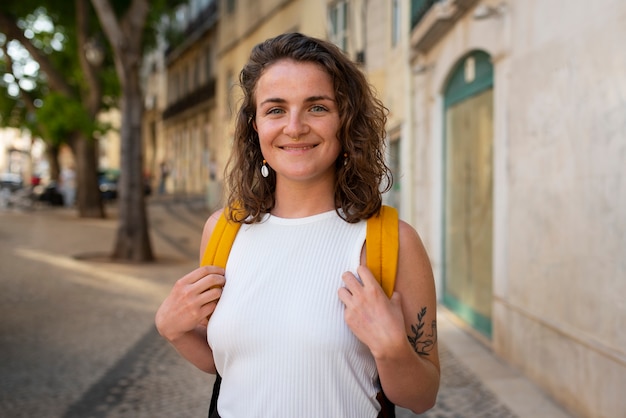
[182,65,189,95]
[387,135,401,208]
[328,1,348,51]
[194,57,200,89]
[392,0,401,47]
[205,46,213,83]
[170,73,178,103]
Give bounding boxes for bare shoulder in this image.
[395,220,435,300]
[398,220,432,275]
[198,208,225,263]
[203,208,225,232]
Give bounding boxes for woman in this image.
[155,32,439,417]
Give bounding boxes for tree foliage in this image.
[2,0,186,260]
[0,3,117,142]
[0,1,117,217]
[36,92,101,141]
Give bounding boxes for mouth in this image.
[279,144,317,151]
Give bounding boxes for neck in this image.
[272,179,335,218]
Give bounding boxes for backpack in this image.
[201,205,399,418]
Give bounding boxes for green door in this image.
[442,51,494,338]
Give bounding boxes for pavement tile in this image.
[0,197,574,418]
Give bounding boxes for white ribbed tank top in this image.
[207,210,380,417]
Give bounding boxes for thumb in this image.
[389,291,403,308]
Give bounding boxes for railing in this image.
[411,0,441,29]
[165,1,218,57]
[162,79,216,120]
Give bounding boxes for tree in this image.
[90,0,185,261]
[0,1,114,218]
[2,0,184,261]
[89,0,152,260]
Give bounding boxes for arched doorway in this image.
[442,50,494,338]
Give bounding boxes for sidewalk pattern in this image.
[61,327,213,418]
[410,345,516,418]
[0,198,567,418]
[56,324,517,418]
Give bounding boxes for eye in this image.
[310,104,328,113]
[266,107,285,115]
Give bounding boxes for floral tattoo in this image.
[407,307,437,356]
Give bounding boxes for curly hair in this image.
[224,32,392,223]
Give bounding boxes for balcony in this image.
[165,1,218,60]
[411,0,441,28]
[162,79,216,120]
[410,0,480,53]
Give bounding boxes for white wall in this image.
[410,1,626,416]
[499,1,626,416]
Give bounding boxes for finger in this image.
[390,291,401,304]
[202,289,224,320]
[189,273,226,296]
[179,265,225,285]
[355,265,378,287]
[203,300,220,322]
[202,273,226,290]
[199,286,223,305]
[341,271,362,293]
[337,286,352,305]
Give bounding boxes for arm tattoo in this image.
[407,307,437,356]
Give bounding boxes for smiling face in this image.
[253,59,342,188]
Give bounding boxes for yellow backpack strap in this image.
[366,205,399,298]
[200,208,242,268]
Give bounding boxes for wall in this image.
[496,1,626,416]
[410,0,626,416]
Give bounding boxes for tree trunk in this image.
[91,0,153,262]
[111,76,153,261]
[73,0,105,219]
[75,134,105,218]
[46,145,61,182]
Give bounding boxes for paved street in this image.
[0,197,573,418]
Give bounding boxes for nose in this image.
[283,112,309,140]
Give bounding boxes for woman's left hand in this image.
[338,265,407,358]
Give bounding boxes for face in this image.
[253,59,341,187]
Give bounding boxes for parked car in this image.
[0,173,23,192]
[34,181,64,206]
[98,169,119,201]
[98,169,152,201]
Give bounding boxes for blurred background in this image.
[1,1,624,417]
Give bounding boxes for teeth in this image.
[282,145,314,150]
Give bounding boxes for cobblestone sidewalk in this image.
[409,345,516,418]
[56,326,516,418]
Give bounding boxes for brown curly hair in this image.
[225,32,392,223]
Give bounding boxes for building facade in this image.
[145,0,626,416]
[408,1,626,417]
[148,0,221,204]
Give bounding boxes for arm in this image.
[339,220,440,413]
[154,210,225,373]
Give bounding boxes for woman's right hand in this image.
[155,265,226,343]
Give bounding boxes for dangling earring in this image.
[343,153,348,167]
[261,159,269,178]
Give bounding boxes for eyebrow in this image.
[259,95,335,106]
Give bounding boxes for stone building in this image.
[407,1,626,417]
[145,0,221,202]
